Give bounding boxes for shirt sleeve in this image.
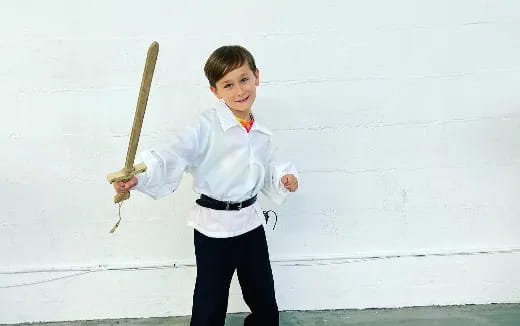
[261,138,298,205]
[132,118,204,200]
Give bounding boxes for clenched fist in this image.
[281,174,298,192]
[113,176,138,194]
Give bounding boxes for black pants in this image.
[190,226,279,326]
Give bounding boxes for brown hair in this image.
[204,45,257,87]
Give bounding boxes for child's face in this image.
[210,64,259,117]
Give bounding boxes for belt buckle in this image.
[225,200,242,210]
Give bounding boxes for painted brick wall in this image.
[1,0,520,323]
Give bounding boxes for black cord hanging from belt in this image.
[263,210,278,230]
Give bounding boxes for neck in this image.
[227,107,252,121]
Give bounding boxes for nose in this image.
[236,83,245,96]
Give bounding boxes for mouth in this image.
[235,96,249,103]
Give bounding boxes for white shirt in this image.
[133,100,298,238]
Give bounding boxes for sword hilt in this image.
[107,162,147,203]
[114,192,131,204]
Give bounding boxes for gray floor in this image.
[6,304,520,326]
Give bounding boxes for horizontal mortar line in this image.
[15,67,520,95]
[1,247,519,275]
[93,115,517,138]
[0,36,176,43]
[300,167,399,175]
[372,20,497,32]
[12,113,516,140]
[44,82,188,93]
[298,161,518,175]
[260,20,501,38]
[20,82,173,95]
[273,115,518,132]
[2,19,507,43]
[262,69,520,87]
[262,78,341,86]
[44,86,136,94]
[110,131,170,138]
[57,130,177,138]
[460,20,494,26]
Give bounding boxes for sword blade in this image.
[124,41,159,172]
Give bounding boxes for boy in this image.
[113,45,298,326]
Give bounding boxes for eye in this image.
[241,77,249,83]
[224,83,232,88]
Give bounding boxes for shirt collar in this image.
[214,100,272,135]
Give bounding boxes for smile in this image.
[236,96,249,103]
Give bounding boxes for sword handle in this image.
[107,162,146,203]
[114,192,130,204]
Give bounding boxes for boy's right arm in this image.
[119,116,207,200]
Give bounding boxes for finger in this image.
[126,180,136,190]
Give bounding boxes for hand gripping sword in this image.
[107,42,159,215]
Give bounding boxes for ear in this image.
[254,69,260,86]
[209,85,220,99]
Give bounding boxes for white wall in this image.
[1,0,520,323]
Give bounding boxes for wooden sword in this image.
[107,42,159,205]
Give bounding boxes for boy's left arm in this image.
[261,138,299,204]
